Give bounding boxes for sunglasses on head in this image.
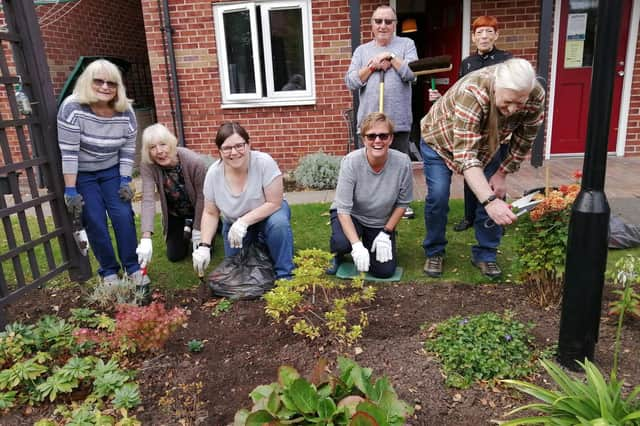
[364,133,391,142]
[373,18,395,25]
[92,78,118,89]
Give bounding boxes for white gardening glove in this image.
[228,220,248,249]
[350,241,370,272]
[136,238,153,268]
[192,245,211,276]
[370,231,393,263]
[191,229,201,253]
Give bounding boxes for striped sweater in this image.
[57,96,137,176]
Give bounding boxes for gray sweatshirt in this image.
[331,149,413,228]
[345,36,417,132]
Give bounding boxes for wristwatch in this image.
[481,194,497,207]
[198,242,212,248]
[382,227,394,236]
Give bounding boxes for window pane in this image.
[270,8,306,91]
[224,10,256,94]
[566,0,598,68]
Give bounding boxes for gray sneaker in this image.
[423,256,443,278]
[129,270,151,286]
[102,274,119,286]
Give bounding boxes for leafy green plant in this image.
[293,152,342,190]
[424,311,543,388]
[112,382,142,410]
[233,357,413,425]
[187,339,205,353]
[498,255,640,425]
[264,249,376,345]
[515,176,581,306]
[212,299,233,317]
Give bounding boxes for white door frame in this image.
[545,0,639,158]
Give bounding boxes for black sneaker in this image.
[453,218,473,232]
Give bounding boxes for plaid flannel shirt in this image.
[420,65,545,175]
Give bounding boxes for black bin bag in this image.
[208,242,275,300]
[608,215,640,249]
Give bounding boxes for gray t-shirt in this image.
[331,149,413,227]
[203,151,281,222]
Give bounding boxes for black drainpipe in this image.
[349,0,361,142]
[159,0,186,146]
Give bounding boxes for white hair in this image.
[140,123,178,165]
[494,58,536,93]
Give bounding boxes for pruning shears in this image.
[484,190,543,228]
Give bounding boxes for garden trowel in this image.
[484,190,543,228]
[71,213,89,256]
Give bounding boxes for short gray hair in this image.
[72,59,132,112]
[141,123,178,165]
[494,58,536,93]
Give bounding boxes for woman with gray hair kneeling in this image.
[136,123,208,271]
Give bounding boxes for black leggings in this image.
[166,215,191,262]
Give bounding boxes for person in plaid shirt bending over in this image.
[420,58,545,279]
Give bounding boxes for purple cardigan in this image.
[139,147,207,239]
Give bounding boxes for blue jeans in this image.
[222,200,295,280]
[329,209,397,278]
[462,143,509,221]
[76,165,139,277]
[420,140,503,262]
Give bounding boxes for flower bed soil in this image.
[3,281,640,425]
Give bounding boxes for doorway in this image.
[396,0,462,150]
[551,0,631,154]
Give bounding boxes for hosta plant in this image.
[515,172,581,306]
[424,311,546,389]
[263,249,376,345]
[498,255,640,425]
[233,357,413,425]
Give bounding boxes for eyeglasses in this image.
[220,142,247,155]
[364,133,391,142]
[373,18,395,25]
[92,78,118,89]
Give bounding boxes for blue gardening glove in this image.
[118,176,134,202]
[64,187,84,220]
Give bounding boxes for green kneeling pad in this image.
[335,261,403,282]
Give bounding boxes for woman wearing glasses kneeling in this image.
[136,123,208,272]
[192,122,294,280]
[327,112,413,278]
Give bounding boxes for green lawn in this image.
[2,200,639,291]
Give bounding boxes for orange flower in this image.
[572,170,583,181]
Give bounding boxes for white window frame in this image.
[213,0,316,108]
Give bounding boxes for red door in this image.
[552,0,631,154]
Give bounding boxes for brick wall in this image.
[141,0,358,171]
[140,0,639,170]
[38,0,152,105]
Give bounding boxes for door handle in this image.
[618,70,625,76]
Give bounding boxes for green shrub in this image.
[233,357,413,425]
[293,152,342,190]
[424,311,543,388]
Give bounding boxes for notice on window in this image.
[567,13,587,40]
[565,40,585,68]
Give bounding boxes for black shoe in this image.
[423,256,443,278]
[453,218,473,232]
[402,207,415,219]
[326,255,342,275]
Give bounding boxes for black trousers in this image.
[166,214,192,262]
[329,209,397,278]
